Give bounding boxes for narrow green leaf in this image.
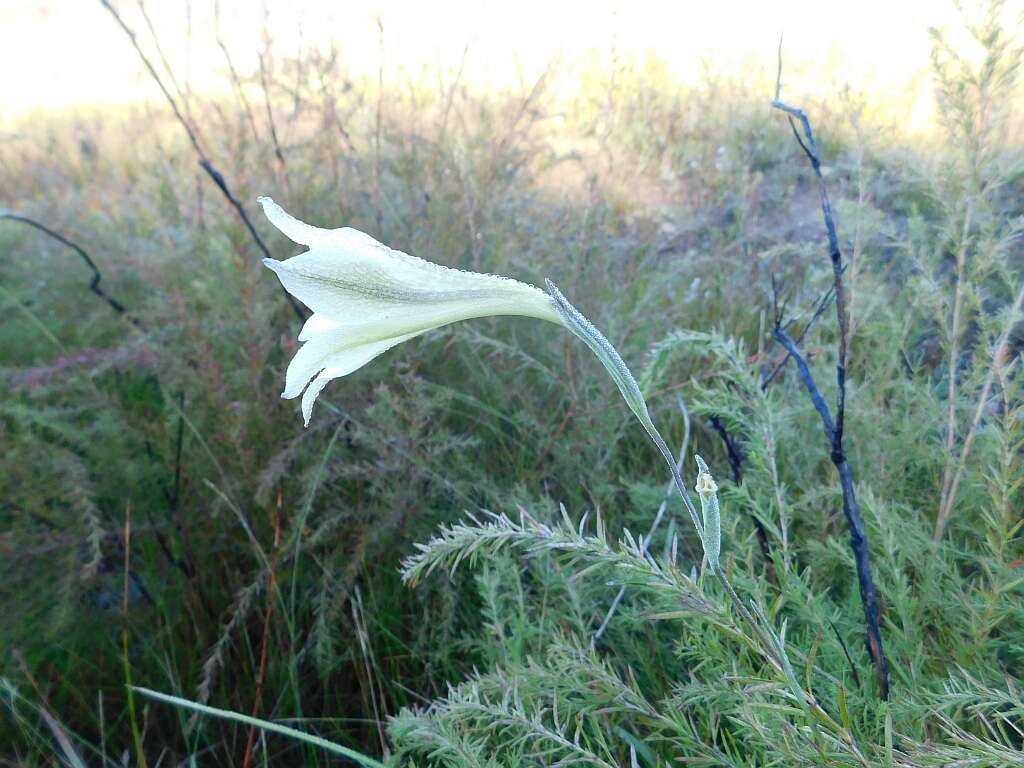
[545,279,704,540]
[838,684,851,732]
[131,687,386,768]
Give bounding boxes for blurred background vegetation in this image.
[1,1,1023,765]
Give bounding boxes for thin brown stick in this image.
[215,0,261,145]
[374,16,385,235]
[258,53,286,167]
[99,0,202,155]
[934,279,1024,540]
[773,329,889,700]
[936,204,975,533]
[241,490,283,768]
[98,0,307,323]
[136,0,197,136]
[122,505,149,768]
[351,586,389,756]
[256,11,292,202]
[257,4,287,173]
[438,44,469,145]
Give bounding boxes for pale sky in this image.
[0,0,1003,130]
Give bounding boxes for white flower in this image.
[260,197,563,425]
[261,197,711,566]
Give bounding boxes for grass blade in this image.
[131,687,386,768]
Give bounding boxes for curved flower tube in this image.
[259,197,563,425]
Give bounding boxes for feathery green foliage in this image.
[2,2,1023,765]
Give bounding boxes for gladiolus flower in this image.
[261,196,712,568]
[259,197,563,425]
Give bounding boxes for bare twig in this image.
[257,5,287,172]
[935,204,975,538]
[762,282,837,390]
[171,390,186,514]
[242,490,283,768]
[829,619,863,690]
[98,0,307,323]
[374,16,385,235]
[196,157,304,318]
[438,44,469,145]
[136,0,197,136]
[772,329,888,698]
[168,391,216,621]
[707,415,774,573]
[1,210,140,327]
[935,279,1024,540]
[99,0,202,154]
[709,415,747,485]
[352,585,390,756]
[140,391,218,624]
[0,218,222,624]
[215,0,261,145]
[772,49,890,699]
[773,330,836,438]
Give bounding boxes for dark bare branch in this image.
[771,49,890,700]
[772,329,836,445]
[762,282,836,390]
[98,0,307,323]
[707,414,774,574]
[1,210,140,327]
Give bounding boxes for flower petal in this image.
[260,197,570,426]
[283,330,424,424]
[295,337,407,425]
[260,198,562,329]
[297,312,339,342]
[282,330,344,399]
[300,368,339,427]
[259,196,381,249]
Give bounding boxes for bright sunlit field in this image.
[2,1,1023,766]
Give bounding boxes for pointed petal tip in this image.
[257,196,325,247]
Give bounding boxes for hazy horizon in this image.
[2,0,995,134]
